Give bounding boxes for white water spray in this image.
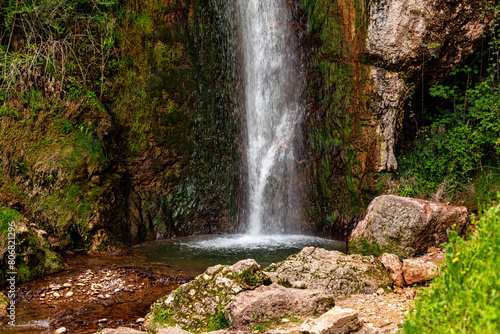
[236,0,304,235]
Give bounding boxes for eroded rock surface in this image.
[378,253,404,288]
[264,247,392,298]
[365,0,487,172]
[227,283,335,328]
[370,68,407,171]
[299,306,363,334]
[402,251,445,285]
[349,195,468,258]
[144,259,269,333]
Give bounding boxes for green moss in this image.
[301,0,376,231]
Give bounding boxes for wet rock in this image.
[98,318,108,323]
[402,252,444,285]
[227,283,335,327]
[99,327,146,334]
[264,247,392,298]
[63,283,71,288]
[56,327,67,334]
[349,195,468,258]
[299,306,362,334]
[370,68,407,171]
[65,291,74,298]
[378,253,404,288]
[144,259,270,333]
[53,292,61,298]
[136,317,145,323]
[0,292,8,318]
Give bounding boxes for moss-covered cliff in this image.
[0,0,237,281]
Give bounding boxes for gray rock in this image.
[144,259,269,333]
[227,283,335,327]
[299,306,363,334]
[349,195,468,258]
[370,68,407,171]
[264,247,392,298]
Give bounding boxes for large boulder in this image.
[349,195,468,258]
[143,259,270,333]
[226,283,335,328]
[264,247,392,297]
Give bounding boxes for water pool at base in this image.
[134,234,346,276]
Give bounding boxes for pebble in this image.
[77,283,85,286]
[53,292,61,298]
[56,327,67,333]
[63,283,71,288]
[65,291,74,297]
[98,318,108,323]
[136,318,145,323]
[282,318,290,323]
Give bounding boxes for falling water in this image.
[236,0,304,235]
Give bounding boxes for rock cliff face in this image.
[366,0,487,171]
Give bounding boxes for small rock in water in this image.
[53,292,61,298]
[136,318,145,323]
[40,293,46,298]
[55,327,67,333]
[65,291,74,297]
[63,283,71,288]
[77,283,85,286]
[114,288,121,293]
[98,318,108,323]
[98,294,106,299]
[105,294,111,298]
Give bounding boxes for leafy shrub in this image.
[403,201,500,333]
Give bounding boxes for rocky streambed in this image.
[0,254,192,334]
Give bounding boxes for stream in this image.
[1,235,345,333]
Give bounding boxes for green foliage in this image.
[0,207,22,234]
[206,305,230,332]
[403,201,500,333]
[397,1,500,207]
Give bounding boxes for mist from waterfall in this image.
[235,0,304,235]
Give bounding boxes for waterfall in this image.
[236,0,304,235]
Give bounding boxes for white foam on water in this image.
[182,234,334,251]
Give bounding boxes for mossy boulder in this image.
[0,216,64,285]
[264,247,392,298]
[144,259,270,333]
[349,195,468,258]
[0,292,8,318]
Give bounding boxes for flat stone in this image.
[65,291,74,298]
[99,327,146,334]
[299,306,363,334]
[227,283,334,327]
[56,327,67,334]
[63,283,72,288]
[53,292,61,298]
[158,327,192,334]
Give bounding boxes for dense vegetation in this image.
[403,201,500,333]
[0,0,237,281]
[395,1,500,210]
